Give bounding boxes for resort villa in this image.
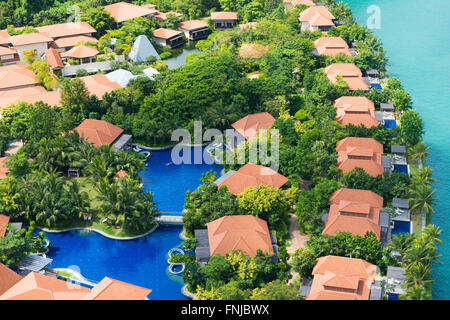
[334,96,379,128]
[153,28,185,49]
[336,137,385,177]
[78,74,122,99]
[43,48,64,71]
[322,188,391,244]
[103,1,157,26]
[75,119,132,152]
[211,12,238,30]
[302,255,382,300]
[61,44,99,64]
[0,46,20,65]
[0,262,152,300]
[154,11,184,22]
[298,5,336,32]
[215,163,289,195]
[313,37,351,56]
[194,215,277,264]
[324,63,369,91]
[8,32,53,60]
[0,64,38,92]
[36,22,97,51]
[227,112,276,148]
[178,20,210,41]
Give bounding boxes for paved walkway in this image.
[286,214,310,255]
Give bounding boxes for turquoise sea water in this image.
[345,0,450,299]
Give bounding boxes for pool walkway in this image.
[156,215,183,225]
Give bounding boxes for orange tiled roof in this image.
[323,188,384,239]
[0,64,38,91]
[0,272,90,300]
[207,215,274,257]
[53,35,98,49]
[0,46,17,56]
[61,44,99,59]
[75,119,124,147]
[153,28,182,39]
[36,22,96,39]
[324,63,369,91]
[44,48,64,70]
[218,163,289,195]
[239,43,269,59]
[0,86,61,109]
[8,32,53,46]
[83,277,151,300]
[178,20,209,31]
[79,74,122,100]
[0,213,10,237]
[306,255,377,300]
[231,112,276,140]
[0,30,11,45]
[115,170,128,179]
[334,96,378,128]
[154,11,183,22]
[104,1,157,23]
[211,12,238,21]
[336,137,384,177]
[0,263,22,295]
[299,6,335,27]
[314,37,351,56]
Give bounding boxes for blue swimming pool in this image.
[394,164,409,175]
[384,119,397,129]
[139,146,223,214]
[388,293,399,300]
[392,221,411,235]
[45,226,188,300]
[371,83,383,90]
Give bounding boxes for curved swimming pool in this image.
[45,147,223,299]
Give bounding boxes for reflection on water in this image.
[163,42,200,69]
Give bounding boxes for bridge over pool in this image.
[156,214,183,225]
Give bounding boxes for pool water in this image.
[384,119,397,129]
[393,164,409,175]
[140,147,223,214]
[45,227,188,300]
[391,220,411,236]
[345,0,450,298]
[388,293,399,300]
[371,83,383,90]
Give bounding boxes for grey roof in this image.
[270,234,278,245]
[379,210,391,228]
[195,247,210,262]
[17,254,52,272]
[112,134,132,152]
[321,213,329,223]
[128,35,161,62]
[300,278,313,297]
[362,76,371,85]
[386,266,406,294]
[61,61,113,77]
[374,111,384,124]
[369,280,383,300]
[381,155,393,168]
[391,145,406,154]
[105,68,136,87]
[366,69,379,76]
[380,103,394,111]
[392,198,410,209]
[194,229,209,247]
[214,170,236,186]
[142,67,160,80]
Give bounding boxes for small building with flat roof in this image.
[178,20,210,41]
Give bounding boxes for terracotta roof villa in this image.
[43,48,64,70]
[75,119,132,152]
[36,22,96,40]
[0,46,20,65]
[0,86,61,110]
[8,32,54,60]
[324,63,369,91]
[231,112,276,141]
[336,137,384,177]
[178,20,210,41]
[154,11,184,22]
[153,28,184,49]
[313,36,351,56]
[194,215,277,264]
[79,74,122,100]
[284,0,316,10]
[0,263,151,300]
[61,44,99,64]
[323,188,391,243]
[334,96,379,128]
[104,1,157,24]
[52,35,98,51]
[217,163,289,195]
[211,12,238,30]
[304,255,381,300]
[298,5,335,32]
[0,64,38,92]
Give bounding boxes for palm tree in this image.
[388,233,413,257]
[422,224,443,246]
[205,100,239,130]
[409,184,439,218]
[408,141,431,167]
[400,284,432,300]
[411,167,436,186]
